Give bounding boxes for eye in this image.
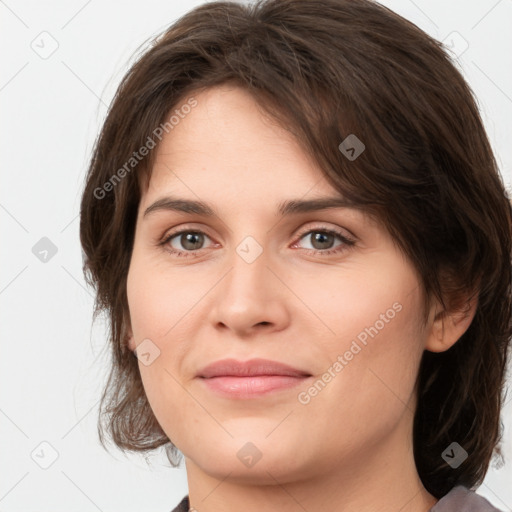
[292,226,356,256]
[160,230,215,258]
[158,225,356,258]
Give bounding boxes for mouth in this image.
[196,358,312,399]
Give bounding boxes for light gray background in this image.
[1,0,511,511]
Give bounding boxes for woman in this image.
[79,0,511,511]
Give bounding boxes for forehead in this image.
[142,84,339,207]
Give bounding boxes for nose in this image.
[207,240,290,338]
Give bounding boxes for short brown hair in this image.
[79,0,512,499]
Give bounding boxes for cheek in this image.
[297,298,424,457]
[303,258,422,360]
[126,255,214,431]
[126,252,212,341]
[303,264,425,413]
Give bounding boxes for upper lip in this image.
[197,358,312,378]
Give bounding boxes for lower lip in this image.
[199,375,311,398]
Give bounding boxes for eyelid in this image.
[292,223,356,244]
[158,221,357,256]
[158,223,217,245]
[159,221,355,241]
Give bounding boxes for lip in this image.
[197,358,312,399]
[197,358,311,378]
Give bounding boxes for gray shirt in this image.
[170,486,504,511]
[430,486,503,512]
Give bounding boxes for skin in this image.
[125,84,477,512]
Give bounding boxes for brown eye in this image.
[161,230,214,257]
[175,232,205,251]
[294,227,356,256]
[305,231,337,250]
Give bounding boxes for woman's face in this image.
[126,84,437,484]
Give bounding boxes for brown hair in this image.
[79,0,512,499]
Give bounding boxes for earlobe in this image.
[126,332,135,352]
[122,315,136,353]
[425,293,478,353]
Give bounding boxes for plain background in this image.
[1,0,511,510]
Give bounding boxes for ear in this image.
[122,311,136,352]
[425,290,478,353]
[126,330,136,352]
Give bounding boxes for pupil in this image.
[179,232,334,251]
[183,232,202,250]
[313,232,333,249]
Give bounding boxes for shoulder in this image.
[430,486,504,512]
[170,494,189,512]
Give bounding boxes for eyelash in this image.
[158,225,356,258]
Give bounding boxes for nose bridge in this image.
[208,231,288,333]
[226,233,272,299]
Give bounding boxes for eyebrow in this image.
[143,195,356,219]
